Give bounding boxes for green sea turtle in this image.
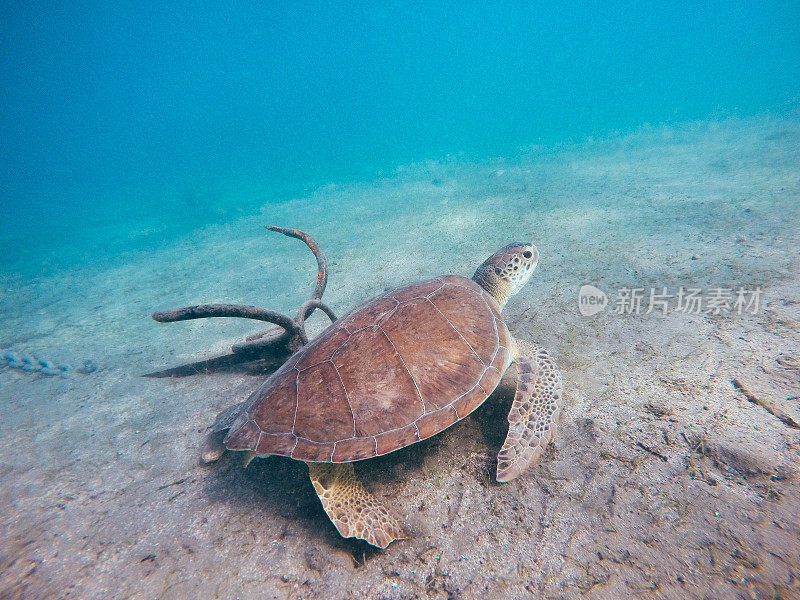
[208,242,562,548]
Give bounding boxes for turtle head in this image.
[472,243,539,309]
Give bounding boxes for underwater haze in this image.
[2,3,800,599]
[2,2,799,274]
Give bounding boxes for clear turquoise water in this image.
[2,2,799,274]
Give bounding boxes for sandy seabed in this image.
[1,114,799,599]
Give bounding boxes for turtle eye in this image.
[522,250,533,259]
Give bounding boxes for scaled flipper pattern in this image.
[307,462,404,549]
[496,341,562,482]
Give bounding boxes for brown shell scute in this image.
[223,276,512,462]
[295,362,354,441]
[333,327,424,436]
[428,283,500,360]
[381,298,484,411]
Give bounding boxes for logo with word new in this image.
[578,285,609,316]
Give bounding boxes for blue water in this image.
[2,2,799,274]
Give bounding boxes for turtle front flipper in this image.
[496,340,562,483]
[307,462,404,549]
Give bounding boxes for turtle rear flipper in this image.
[496,340,562,483]
[201,401,247,464]
[308,463,404,549]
